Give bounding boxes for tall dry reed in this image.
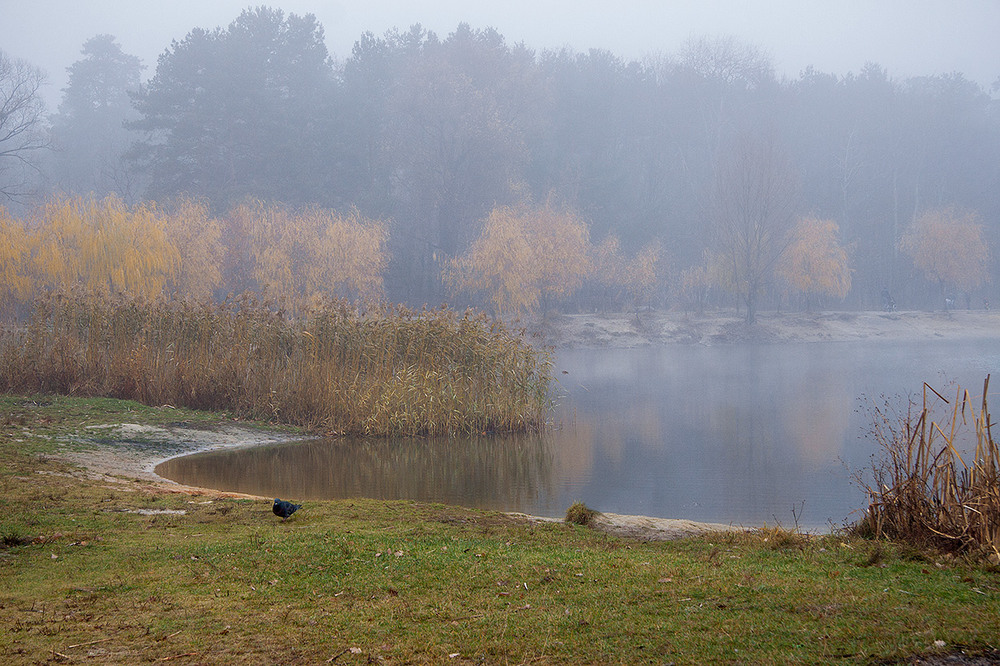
[0,292,552,437]
[854,376,1000,560]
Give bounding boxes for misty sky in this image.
[2,0,999,110]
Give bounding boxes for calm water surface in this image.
[156,339,999,530]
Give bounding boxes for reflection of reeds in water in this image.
[0,292,552,436]
[855,376,999,559]
[156,432,555,510]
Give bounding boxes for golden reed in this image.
[0,292,552,437]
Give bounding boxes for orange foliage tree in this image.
[777,217,851,308]
[29,194,179,299]
[445,202,590,317]
[900,207,990,303]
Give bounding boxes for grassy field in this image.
[2,395,1000,664]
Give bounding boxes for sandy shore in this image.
[53,421,311,498]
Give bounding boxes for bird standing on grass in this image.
[273,498,301,520]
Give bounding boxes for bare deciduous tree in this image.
[0,50,48,202]
[712,132,797,324]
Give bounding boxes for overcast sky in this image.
[3,0,999,110]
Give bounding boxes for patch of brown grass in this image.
[0,292,552,437]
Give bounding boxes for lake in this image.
[155,338,999,530]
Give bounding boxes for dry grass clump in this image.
[565,501,599,525]
[853,376,1000,560]
[0,292,552,437]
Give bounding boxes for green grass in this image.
[2,396,999,664]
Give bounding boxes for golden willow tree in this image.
[590,234,668,312]
[0,207,31,309]
[589,235,625,311]
[29,194,179,298]
[445,202,590,317]
[622,239,665,310]
[161,198,224,301]
[777,217,852,309]
[900,207,990,307]
[227,200,388,307]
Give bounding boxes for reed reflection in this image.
[157,431,560,512]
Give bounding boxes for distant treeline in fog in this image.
[5,7,999,313]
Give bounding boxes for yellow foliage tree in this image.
[227,200,388,307]
[622,239,665,309]
[29,194,179,299]
[777,217,851,308]
[900,207,989,302]
[161,198,224,301]
[309,206,388,303]
[0,207,31,309]
[445,202,590,317]
[532,203,592,305]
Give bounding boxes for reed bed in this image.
[0,292,552,437]
[854,376,1000,560]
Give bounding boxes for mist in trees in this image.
[47,35,143,201]
[0,50,48,203]
[2,7,999,316]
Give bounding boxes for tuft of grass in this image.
[737,524,810,551]
[565,501,598,525]
[1,526,30,549]
[0,292,552,437]
[852,376,1000,561]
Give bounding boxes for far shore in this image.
[529,308,1000,348]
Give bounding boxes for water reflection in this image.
[157,431,561,512]
[157,339,998,530]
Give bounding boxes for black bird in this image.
[272,498,301,520]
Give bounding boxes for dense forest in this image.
[2,7,998,316]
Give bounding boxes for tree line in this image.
[1,7,997,315]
